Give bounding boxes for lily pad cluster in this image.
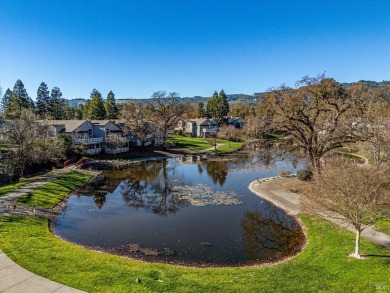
[172,184,243,206]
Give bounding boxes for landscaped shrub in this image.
[297,169,313,181]
[278,170,291,177]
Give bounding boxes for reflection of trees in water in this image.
[241,206,304,260]
[246,141,304,170]
[120,160,189,216]
[202,160,229,186]
[93,194,107,209]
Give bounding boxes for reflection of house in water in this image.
[179,155,229,186]
[178,155,208,164]
[73,175,119,209]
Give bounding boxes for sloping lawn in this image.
[0,179,34,196]
[17,171,92,208]
[211,141,243,153]
[167,134,212,150]
[375,220,390,235]
[167,135,243,153]
[0,215,388,292]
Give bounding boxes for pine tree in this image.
[1,88,12,115]
[4,80,33,118]
[81,101,90,119]
[13,79,34,109]
[104,90,119,119]
[36,82,50,118]
[48,87,66,119]
[205,90,229,124]
[197,102,205,118]
[217,89,229,123]
[206,91,218,118]
[88,89,106,119]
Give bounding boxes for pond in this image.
[53,154,306,266]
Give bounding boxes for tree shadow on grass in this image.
[363,254,390,258]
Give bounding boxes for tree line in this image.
[0,80,120,120]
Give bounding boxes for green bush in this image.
[279,170,291,177]
[297,169,313,181]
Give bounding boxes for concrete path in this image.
[0,249,86,293]
[0,169,91,293]
[249,176,390,251]
[0,169,71,204]
[0,168,96,217]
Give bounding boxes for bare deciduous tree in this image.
[147,91,185,147]
[105,132,128,155]
[121,102,155,148]
[308,161,390,258]
[257,75,372,173]
[364,92,390,165]
[1,110,66,178]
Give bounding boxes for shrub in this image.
[279,170,291,177]
[297,169,313,181]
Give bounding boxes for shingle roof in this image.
[47,120,88,133]
[188,118,218,126]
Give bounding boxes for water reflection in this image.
[55,155,306,265]
[241,206,304,260]
[93,194,107,209]
[120,160,189,216]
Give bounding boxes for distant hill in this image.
[65,80,389,107]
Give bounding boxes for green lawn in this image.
[211,141,243,153]
[17,171,92,208]
[0,214,389,292]
[167,134,213,150]
[0,179,34,196]
[167,134,243,153]
[375,220,390,235]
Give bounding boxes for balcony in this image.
[76,137,104,144]
[105,147,129,154]
[83,148,101,155]
[202,127,218,133]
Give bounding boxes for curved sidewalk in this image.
[249,176,390,251]
[0,250,85,293]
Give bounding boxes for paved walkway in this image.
[249,176,390,251]
[0,250,85,293]
[0,169,91,293]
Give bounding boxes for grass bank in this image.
[375,220,390,235]
[17,171,92,208]
[0,215,388,292]
[0,178,34,196]
[167,134,243,153]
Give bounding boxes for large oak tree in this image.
[258,76,372,173]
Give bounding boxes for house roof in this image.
[188,118,218,126]
[47,120,88,133]
[91,120,112,126]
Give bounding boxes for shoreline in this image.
[48,174,307,269]
[248,176,301,216]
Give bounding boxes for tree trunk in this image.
[353,229,361,258]
[309,153,322,174]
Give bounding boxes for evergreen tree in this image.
[1,88,12,115]
[88,89,106,119]
[217,89,229,123]
[63,103,76,119]
[13,79,34,109]
[36,82,50,118]
[82,101,90,119]
[205,89,229,124]
[4,80,34,118]
[197,102,205,118]
[206,91,218,118]
[104,90,119,119]
[48,87,66,119]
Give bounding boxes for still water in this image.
[53,154,305,266]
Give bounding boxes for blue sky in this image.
[0,0,389,100]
